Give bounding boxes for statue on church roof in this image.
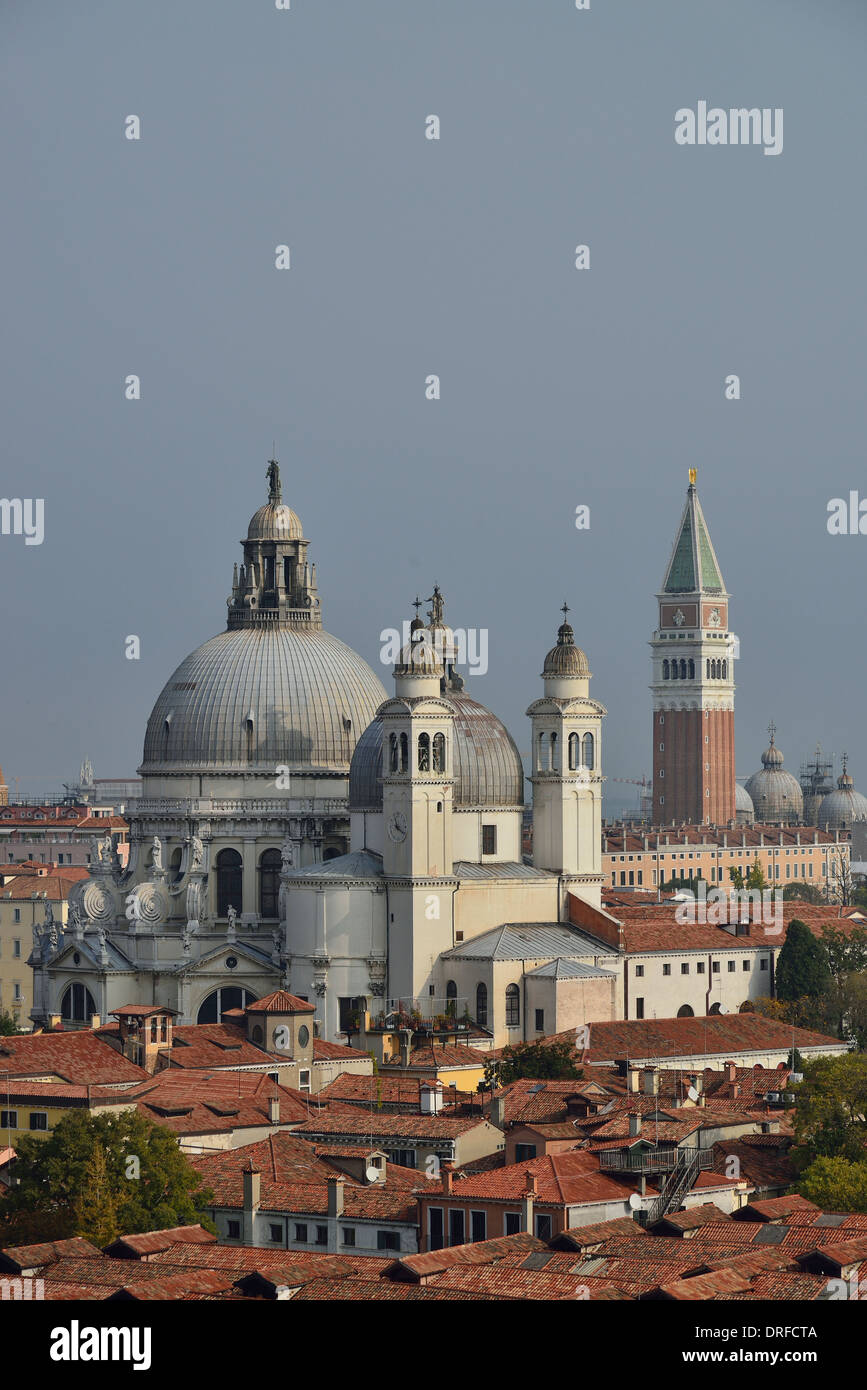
[266,458,282,504]
[427,584,444,626]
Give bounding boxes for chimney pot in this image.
[628,1112,641,1136]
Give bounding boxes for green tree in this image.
[776,920,831,1002]
[73,1142,119,1246]
[3,1111,215,1242]
[789,1053,867,1170]
[728,866,745,890]
[487,1040,584,1087]
[819,926,867,1039]
[746,857,767,891]
[798,1156,867,1213]
[0,1009,19,1036]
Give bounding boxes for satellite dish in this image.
[365,1166,381,1183]
[687,1085,699,1102]
[628,1191,646,1211]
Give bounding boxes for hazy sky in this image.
[3,0,866,811]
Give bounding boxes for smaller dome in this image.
[396,631,443,678]
[735,782,755,825]
[246,502,304,541]
[818,759,867,828]
[761,742,783,769]
[543,610,590,679]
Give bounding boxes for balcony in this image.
[598,1146,714,1176]
[364,997,475,1037]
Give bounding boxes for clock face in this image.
[673,608,685,627]
[387,811,408,843]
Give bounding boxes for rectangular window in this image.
[428,1207,444,1251]
[535,1213,553,1241]
[662,964,671,976]
[470,1211,487,1243]
[298,1069,311,1092]
[635,997,644,1019]
[394,1149,417,1169]
[681,963,689,975]
[504,1212,522,1236]
[342,1227,356,1247]
[696,962,705,975]
[635,964,644,978]
[13,909,20,923]
[712,961,720,973]
[449,1209,466,1246]
[29,1112,47,1131]
[13,984,21,1001]
[637,871,643,885]
[294,1223,308,1243]
[728,961,736,973]
[743,960,750,971]
[227,1220,240,1240]
[534,1009,544,1032]
[269,1223,282,1243]
[760,958,768,970]
[377,1230,400,1252]
[482,825,497,855]
[315,1225,328,1246]
[0,1111,17,1128]
[514,1144,537,1163]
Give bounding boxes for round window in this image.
[226,956,238,970]
[298,1025,310,1047]
[73,952,81,965]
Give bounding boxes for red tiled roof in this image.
[103,1225,216,1257]
[388,1232,544,1281]
[421,1150,640,1207]
[532,1014,845,1065]
[0,871,90,900]
[246,991,315,1015]
[0,1031,147,1085]
[0,1237,102,1272]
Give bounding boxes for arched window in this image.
[389,732,398,773]
[568,732,579,770]
[258,847,281,918]
[706,659,711,678]
[432,732,445,772]
[505,984,520,1027]
[670,661,678,680]
[170,846,183,883]
[677,1004,694,1018]
[722,660,727,679]
[445,980,457,1018]
[322,846,341,861]
[688,659,695,679]
[418,732,430,772]
[708,1002,722,1015]
[475,983,488,1028]
[61,982,96,1022]
[550,731,558,771]
[537,732,546,771]
[662,659,669,680]
[582,732,595,771]
[217,848,243,918]
[399,733,408,772]
[197,986,255,1025]
[251,1024,264,1045]
[680,659,687,680]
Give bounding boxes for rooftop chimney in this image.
[441,1162,454,1196]
[327,1175,345,1218]
[628,1112,641,1136]
[269,1096,280,1125]
[627,1068,641,1094]
[490,1094,506,1129]
[242,1168,261,1213]
[725,1061,737,1083]
[642,1066,659,1096]
[524,1171,538,1197]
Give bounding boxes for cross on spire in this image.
[412,596,422,618]
[561,601,570,619]
[767,720,776,744]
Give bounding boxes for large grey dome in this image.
[141,627,387,774]
[744,731,803,825]
[350,692,525,809]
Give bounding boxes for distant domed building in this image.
[32,460,387,1028]
[735,782,755,825]
[743,724,804,825]
[818,756,867,830]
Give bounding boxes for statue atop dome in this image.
[266,457,282,504]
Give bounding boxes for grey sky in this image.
[2,0,866,809]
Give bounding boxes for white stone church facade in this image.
[31,464,616,1046]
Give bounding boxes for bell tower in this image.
[650,471,735,826]
[527,606,605,905]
